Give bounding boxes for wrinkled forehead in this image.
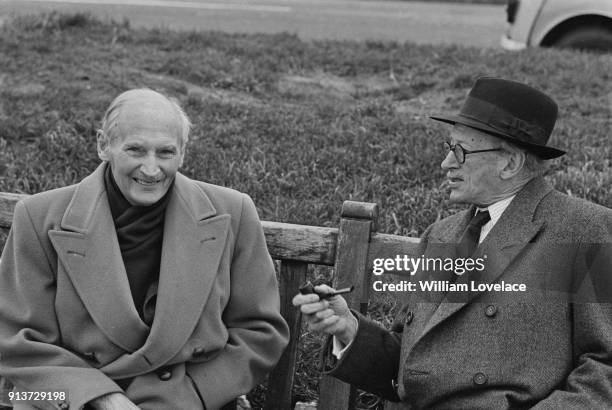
[106,90,183,142]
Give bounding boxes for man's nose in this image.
[140,154,160,176]
[441,150,458,170]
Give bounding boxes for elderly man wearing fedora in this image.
[0,89,289,409]
[294,77,612,408]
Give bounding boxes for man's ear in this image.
[499,146,525,180]
[97,130,110,161]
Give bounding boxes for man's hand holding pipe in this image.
[292,284,358,346]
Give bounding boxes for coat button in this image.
[485,305,497,317]
[157,368,172,381]
[473,372,488,385]
[58,401,69,409]
[193,347,206,358]
[404,311,414,325]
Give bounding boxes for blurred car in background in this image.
[502,0,612,52]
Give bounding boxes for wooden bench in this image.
[0,193,420,410]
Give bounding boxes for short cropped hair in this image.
[98,88,191,148]
[522,149,548,176]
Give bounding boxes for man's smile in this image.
[133,177,163,186]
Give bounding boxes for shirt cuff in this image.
[331,313,359,359]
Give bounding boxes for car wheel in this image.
[553,26,612,52]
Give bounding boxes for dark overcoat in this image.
[325,177,612,409]
[0,163,289,410]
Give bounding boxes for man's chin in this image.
[128,190,165,207]
[448,192,468,204]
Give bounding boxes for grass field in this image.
[0,12,610,408]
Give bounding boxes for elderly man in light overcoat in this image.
[0,89,289,410]
[294,78,612,409]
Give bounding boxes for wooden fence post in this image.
[318,201,378,410]
[266,261,308,410]
[0,193,25,229]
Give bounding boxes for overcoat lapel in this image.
[414,210,472,305]
[49,165,150,352]
[136,172,230,368]
[418,177,553,339]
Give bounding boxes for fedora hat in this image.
[430,77,565,159]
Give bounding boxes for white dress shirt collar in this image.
[476,195,516,243]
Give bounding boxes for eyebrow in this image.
[123,143,176,149]
[124,142,144,148]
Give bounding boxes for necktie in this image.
[458,210,490,258]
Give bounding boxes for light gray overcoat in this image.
[0,164,289,410]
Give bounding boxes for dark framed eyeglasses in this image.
[443,142,503,164]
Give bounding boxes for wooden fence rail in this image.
[0,192,419,409]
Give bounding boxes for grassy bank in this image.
[0,12,610,408]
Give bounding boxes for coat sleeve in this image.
[0,200,123,410]
[530,302,612,409]
[322,311,402,401]
[186,194,289,409]
[535,275,612,405]
[531,214,612,409]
